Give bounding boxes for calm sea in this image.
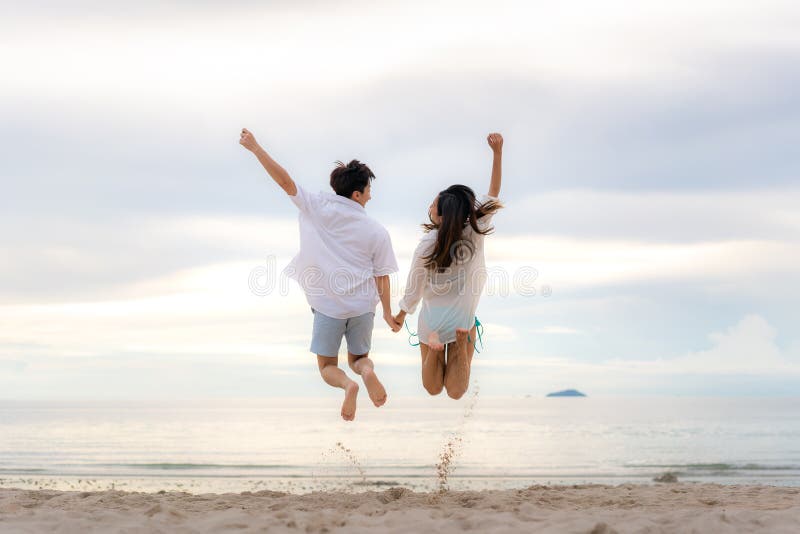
[1,395,799,493]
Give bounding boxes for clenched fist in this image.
[487,132,503,153]
[239,128,260,152]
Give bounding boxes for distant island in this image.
[546,389,587,397]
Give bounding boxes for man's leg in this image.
[344,311,386,407]
[311,310,358,421]
[317,355,359,421]
[349,352,387,407]
[443,326,475,400]
[420,343,445,395]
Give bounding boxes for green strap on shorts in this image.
[404,319,421,347]
[404,317,484,353]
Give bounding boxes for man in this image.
[240,128,400,421]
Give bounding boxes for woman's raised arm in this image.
[487,133,503,198]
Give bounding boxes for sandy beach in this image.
[1,483,799,533]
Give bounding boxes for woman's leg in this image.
[443,325,477,400]
[420,342,445,395]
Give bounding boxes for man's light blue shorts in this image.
[310,309,375,357]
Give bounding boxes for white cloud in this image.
[489,237,800,295]
[4,183,800,304]
[3,0,797,114]
[506,189,800,242]
[645,314,799,375]
[479,315,800,376]
[0,201,797,381]
[1,1,798,399]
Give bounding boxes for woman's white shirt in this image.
[399,195,498,345]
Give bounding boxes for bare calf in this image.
[317,355,359,421]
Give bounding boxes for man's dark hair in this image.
[329,160,375,198]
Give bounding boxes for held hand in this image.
[393,310,407,329]
[487,132,503,153]
[383,311,402,333]
[239,128,260,152]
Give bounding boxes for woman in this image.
[394,133,504,399]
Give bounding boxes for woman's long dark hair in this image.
[422,184,502,271]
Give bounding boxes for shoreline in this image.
[2,483,800,533]
[4,474,800,496]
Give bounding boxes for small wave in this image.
[626,462,800,472]
[98,463,288,470]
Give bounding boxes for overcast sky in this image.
[1,0,799,399]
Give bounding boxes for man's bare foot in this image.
[428,332,445,352]
[341,381,359,421]
[361,367,387,407]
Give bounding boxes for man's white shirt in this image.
[284,185,398,319]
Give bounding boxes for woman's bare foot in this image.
[361,367,387,407]
[341,381,359,421]
[428,331,445,352]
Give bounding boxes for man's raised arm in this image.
[239,128,297,196]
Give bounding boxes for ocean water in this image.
[1,395,799,494]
